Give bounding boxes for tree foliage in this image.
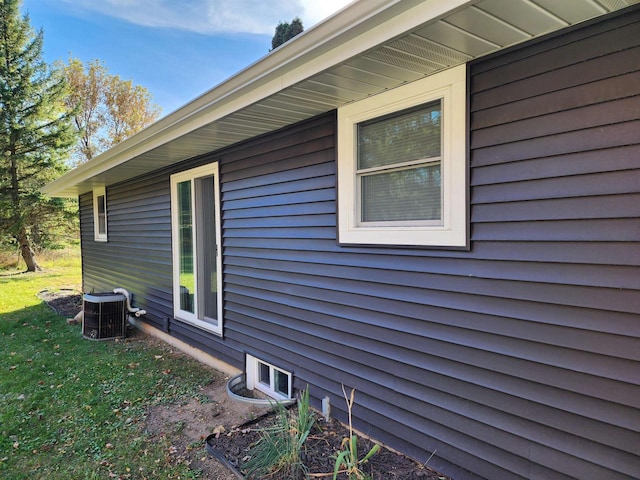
[271,17,303,50]
[103,74,160,146]
[63,58,105,162]
[0,0,77,271]
[62,57,161,163]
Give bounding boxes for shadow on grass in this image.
[0,301,214,480]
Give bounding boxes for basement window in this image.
[93,186,108,242]
[337,64,467,247]
[246,354,292,400]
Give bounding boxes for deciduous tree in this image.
[63,58,105,161]
[102,74,161,148]
[62,58,161,164]
[0,0,76,271]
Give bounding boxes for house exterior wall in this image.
[79,9,640,480]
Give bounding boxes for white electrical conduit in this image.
[113,288,147,317]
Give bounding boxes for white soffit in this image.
[43,0,640,197]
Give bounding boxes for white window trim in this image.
[246,354,293,401]
[170,163,223,336]
[337,64,467,247]
[93,186,108,242]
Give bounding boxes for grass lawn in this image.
[0,249,217,479]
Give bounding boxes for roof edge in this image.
[43,0,476,197]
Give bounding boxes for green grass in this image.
[0,248,217,479]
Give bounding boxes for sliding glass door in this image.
[171,163,222,335]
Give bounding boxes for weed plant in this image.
[333,386,380,480]
[243,387,315,479]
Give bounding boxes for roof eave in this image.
[42,0,476,198]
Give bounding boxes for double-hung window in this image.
[170,163,223,335]
[337,64,467,247]
[93,186,108,242]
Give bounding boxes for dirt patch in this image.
[145,377,273,479]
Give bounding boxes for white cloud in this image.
[301,0,354,26]
[59,0,353,35]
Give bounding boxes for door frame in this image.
[170,162,223,336]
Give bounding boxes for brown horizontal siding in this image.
[76,7,640,480]
[471,11,640,89]
[79,174,173,330]
[224,272,638,400]
[464,6,640,479]
[471,69,640,131]
[472,43,640,112]
[472,194,640,221]
[224,244,640,289]
[220,8,640,480]
[472,143,640,185]
[472,93,640,149]
[224,288,638,444]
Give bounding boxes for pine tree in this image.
[0,0,76,271]
[271,17,304,50]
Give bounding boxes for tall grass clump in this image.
[243,387,315,479]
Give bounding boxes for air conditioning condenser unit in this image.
[83,293,127,340]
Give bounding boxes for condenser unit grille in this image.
[83,293,127,340]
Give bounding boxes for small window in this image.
[337,64,467,247]
[246,354,292,400]
[93,186,108,242]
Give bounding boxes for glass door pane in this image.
[177,180,195,313]
[195,175,218,323]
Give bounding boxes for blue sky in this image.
[22,0,352,115]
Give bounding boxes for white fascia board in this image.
[43,0,476,198]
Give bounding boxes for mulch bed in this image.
[37,289,83,317]
[207,407,450,479]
